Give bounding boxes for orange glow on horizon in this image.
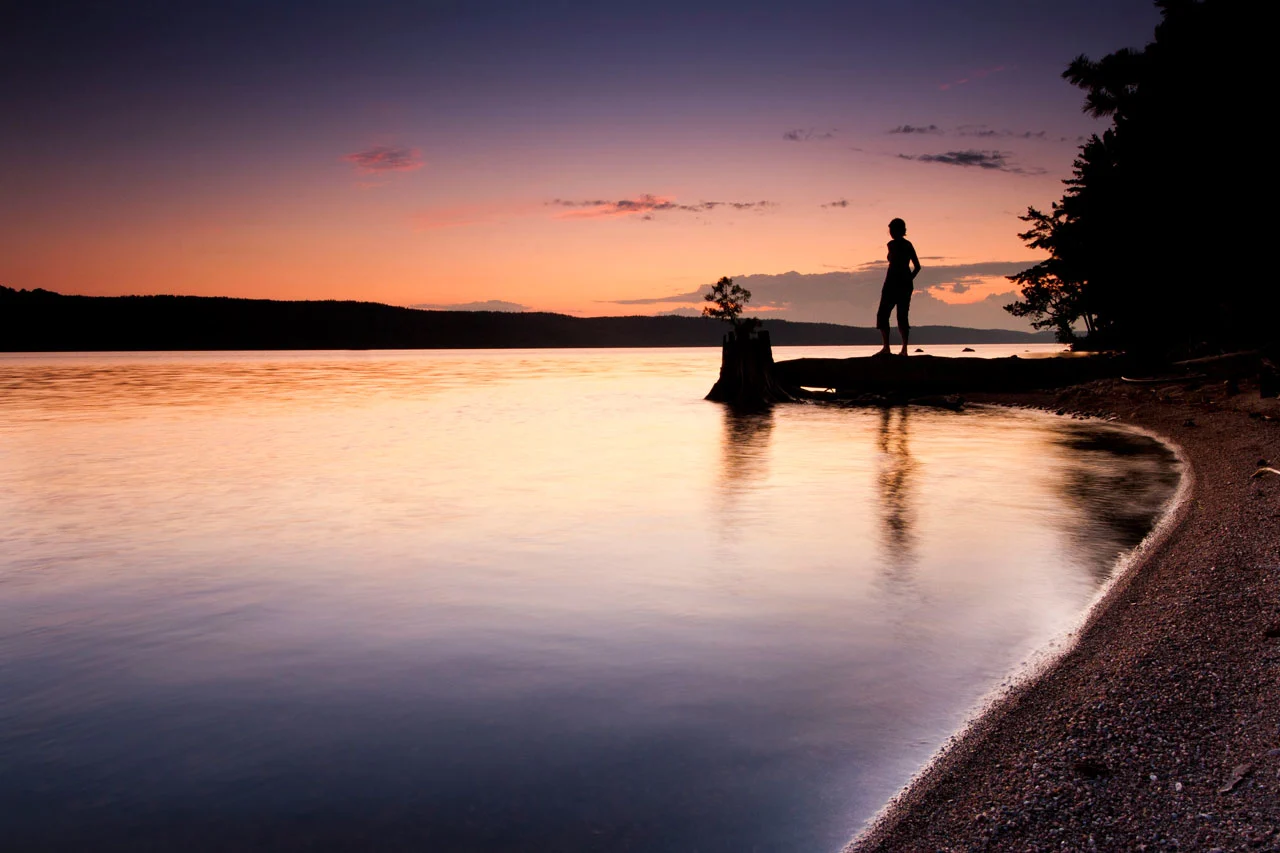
[0,136,1058,322]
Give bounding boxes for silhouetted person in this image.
[876,218,920,356]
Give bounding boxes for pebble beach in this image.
[852,376,1280,852]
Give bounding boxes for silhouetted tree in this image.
[703,276,761,338]
[1006,0,1270,356]
[1005,204,1096,343]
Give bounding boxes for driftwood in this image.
[710,345,1278,406]
[705,330,798,409]
[1167,350,1278,398]
[1121,374,1207,385]
[1171,350,1261,373]
[774,353,1122,398]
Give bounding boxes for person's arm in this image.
[908,241,921,280]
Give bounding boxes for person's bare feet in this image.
[898,347,909,356]
[875,347,891,357]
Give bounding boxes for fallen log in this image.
[1170,350,1260,373]
[774,353,1122,398]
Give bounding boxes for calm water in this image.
[0,346,1179,852]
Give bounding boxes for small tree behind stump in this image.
[702,276,796,408]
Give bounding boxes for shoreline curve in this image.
[847,379,1280,851]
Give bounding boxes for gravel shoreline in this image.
[849,378,1280,852]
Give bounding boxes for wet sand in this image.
[851,377,1280,851]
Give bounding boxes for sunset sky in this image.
[2,1,1160,329]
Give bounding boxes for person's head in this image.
[888,218,906,239]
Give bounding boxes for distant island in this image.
[0,286,1053,352]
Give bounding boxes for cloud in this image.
[548,194,776,219]
[925,273,1035,305]
[939,65,1009,91]
[782,128,837,142]
[887,123,1053,140]
[603,262,1035,330]
[902,150,1009,169]
[609,289,710,306]
[930,279,973,295]
[409,300,528,312]
[822,259,888,272]
[411,194,777,230]
[822,199,851,208]
[888,124,943,135]
[955,125,1048,140]
[897,149,1043,175]
[343,146,424,174]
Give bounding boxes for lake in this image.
[0,346,1181,852]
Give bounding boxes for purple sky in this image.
[1,0,1161,328]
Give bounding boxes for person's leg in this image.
[897,291,911,355]
[875,291,893,354]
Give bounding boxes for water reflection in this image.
[714,406,775,537]
[0,352,1180,853]
[1049,423,1183,582]
[718,407,775,490]
[875,407,918,581]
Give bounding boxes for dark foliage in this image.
[1006,0,1271,356]
[702,276,762,338]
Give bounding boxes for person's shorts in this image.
[876,284,912,330]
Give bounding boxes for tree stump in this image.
[705,329,798,409]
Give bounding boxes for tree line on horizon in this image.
[0,286,1052,351]
[1005,0,1270,357]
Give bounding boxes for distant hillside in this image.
[0,287,1053,351]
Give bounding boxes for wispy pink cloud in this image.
[782,128,837,142]
[411,194,777,230]
[548,194,775,220]
[939,65,1009,91]
[343,145,424,174]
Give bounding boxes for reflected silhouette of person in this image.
[876,218,921,357]
[876,406,917,578]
